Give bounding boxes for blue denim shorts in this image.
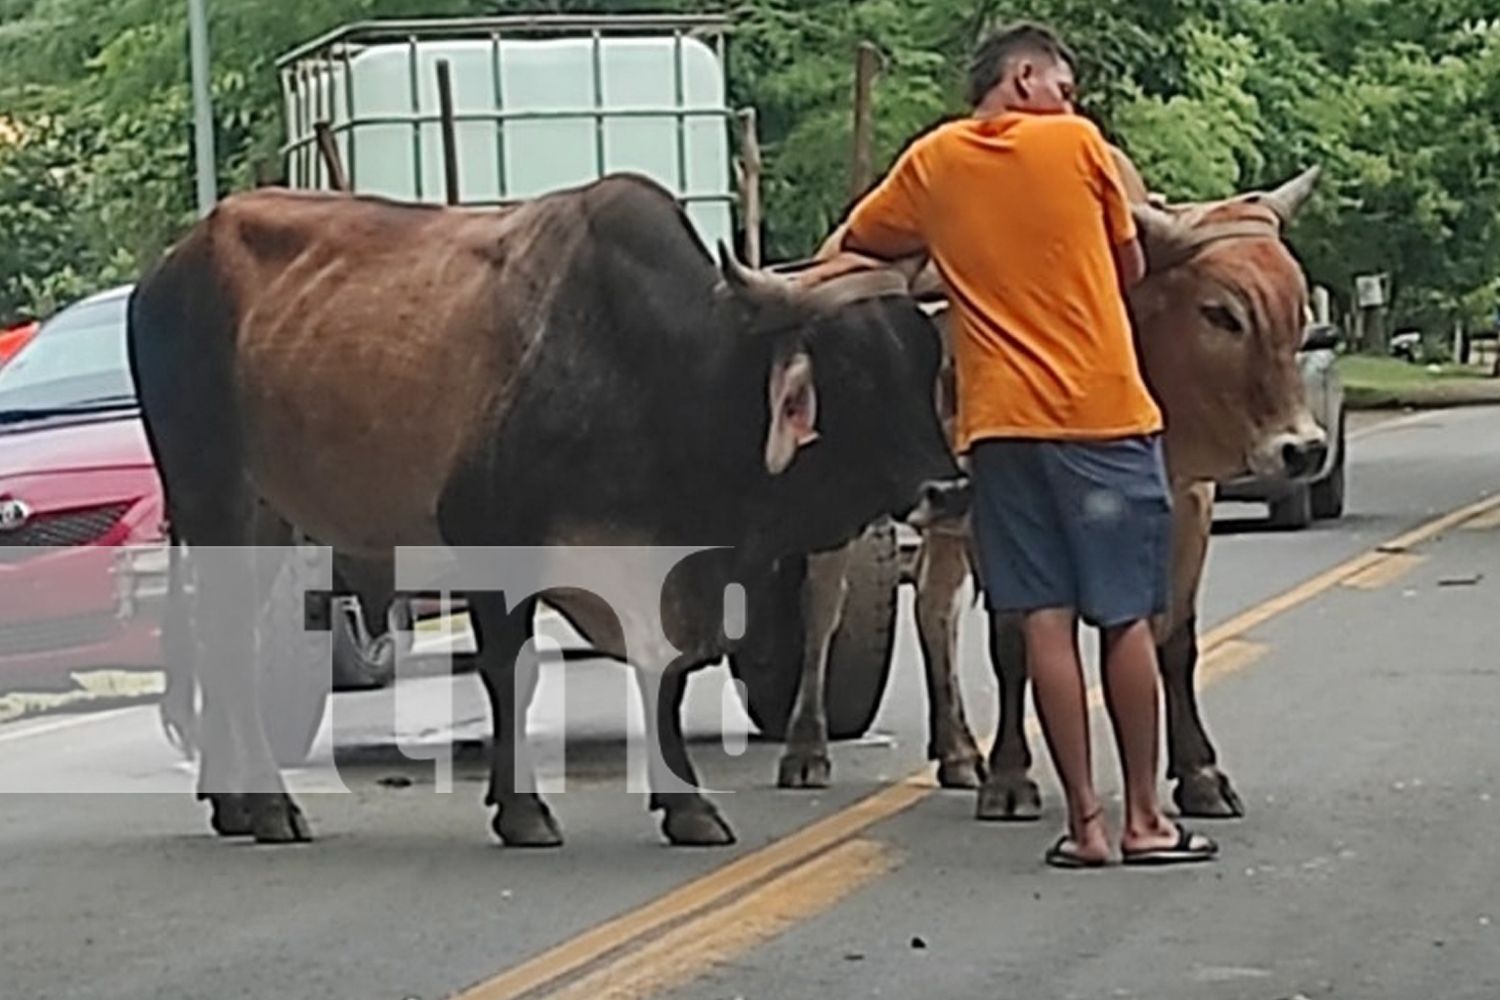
[968,434,1172,629]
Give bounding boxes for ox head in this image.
[1127,166,1329,483]
[712,241,969,551]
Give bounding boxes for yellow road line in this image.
[1197,491,1500,649]
[1461,506,1500,531]
[449,488,1500,1000]
[1196,637,1271,684]
[526,839,896,1000]
[1341,552,1427,590]
[448,784,927,1000]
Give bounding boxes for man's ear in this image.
[765,350,819,475]
[1013,60,1033,101]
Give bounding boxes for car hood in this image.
[0,411,153,479]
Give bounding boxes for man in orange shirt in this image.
[840,22,1218,868]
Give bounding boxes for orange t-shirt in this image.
[843,111,1162,453]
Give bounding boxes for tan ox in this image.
[771,149,1325,824]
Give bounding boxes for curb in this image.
[1346,393,1500,412]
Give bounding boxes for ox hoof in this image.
[1174,767,1246,819]
[976,772,1043,822]
[936,757,986,790]
[250,794,313,844]
[777,749,832,789]
[661,806,736,847]
[205,794,255,838]
[492,801,564,848]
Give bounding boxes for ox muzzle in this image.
[1250,421,1329,480]
[1281,436,1329,480]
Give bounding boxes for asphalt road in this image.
[3,405,1500,1000]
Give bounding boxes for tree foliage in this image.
[2,0,1498,338]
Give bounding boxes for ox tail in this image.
[157,528,200,760]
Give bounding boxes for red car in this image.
[0,316,38,368]
[0,285,165,691]
[0,284,395,764]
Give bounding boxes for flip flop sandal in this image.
[1120,824,1219,867]
[1044,835,1109,869]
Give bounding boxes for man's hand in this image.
[1112,236,1146,292]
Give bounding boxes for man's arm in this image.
[839,139,930,261]
[1079,123,1146,291]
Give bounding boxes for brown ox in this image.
[771,151,1326,825]
[126,172,970,848]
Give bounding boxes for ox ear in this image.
[765,350,819,475]
[1253,165,1321,226]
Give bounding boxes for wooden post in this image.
[737,107,763,268]
[436,59,461,206]
[849,41,882,202]
[314,121,349,192]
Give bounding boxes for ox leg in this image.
[977,610,1043,821]
[170,547,249,837]
[638,661,734,846]
[913,528,985,789]
[777,544,853,790]
[470,592,562,848]
[1157,615,1241,817]
[173,497,310,843]
[1158,482,1245,819]
[195,536,312,843]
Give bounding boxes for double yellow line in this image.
[450,486,1500,1000]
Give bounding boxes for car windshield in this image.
[0,292,134,419]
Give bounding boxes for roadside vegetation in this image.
[1338,355,1500,410]
[2,0,1498,361]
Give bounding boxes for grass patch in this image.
[414,610,472,635]
[0,670,164,725]
[1336,354,1500,409]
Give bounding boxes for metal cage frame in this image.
[274,14,744,220]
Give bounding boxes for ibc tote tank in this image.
[284,31,736,255]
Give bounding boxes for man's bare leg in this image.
[1024,607,1109,864]
[1101,618,1217,860]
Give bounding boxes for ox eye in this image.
[1201,303,1243,335]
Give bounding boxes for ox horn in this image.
[800,267,913,313]
[716,239,793,297]
[1257,165,1321,226]
[1130,201,1192,274]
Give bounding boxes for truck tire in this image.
[1310,414,1347,520]
[257,549,334,768]
[727,519,902,742]
[820,518,902,739]
[1267,483,1313,530]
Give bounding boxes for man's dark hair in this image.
[966,21,1076,108]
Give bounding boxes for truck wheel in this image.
[725,554,804,741]
[1310,415,1347,520]
[822,518,901,740]
[1267,483,1313,530]
[726,519,902,742]
[257,549,333,768]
